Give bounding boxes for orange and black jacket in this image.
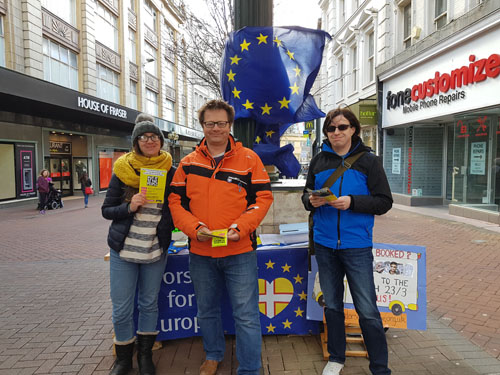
[169,135,273,258]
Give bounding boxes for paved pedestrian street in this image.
[1,196,500,374]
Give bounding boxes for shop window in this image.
[129,80,138,110]
[95,2,118,52]
[403,3,411,49]
[0,143,16,200]
[42,37,78,90]
[41,0,76,26]
[96,63,120,104]
[145,88,158,117]
[73,158,92,191]
[128,28,137,64]
[0,17,5,67]
[99,149,127,190]
[447,110,500,209]
[164,99,175,122]
[434,0,447,30]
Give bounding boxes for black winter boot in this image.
[110,342,134,375]
[137,334,157,375]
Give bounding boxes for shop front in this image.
[0,67,137,205]
[379,17,500,224]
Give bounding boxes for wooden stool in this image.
[321,313,368,360]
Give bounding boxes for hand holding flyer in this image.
[139,168,167,203]
[307,187,338,201]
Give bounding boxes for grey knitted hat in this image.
[131,113,164,146]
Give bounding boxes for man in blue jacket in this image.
[302,107,393,375]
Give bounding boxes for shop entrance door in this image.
[45,156,72,196]
[448,115,492,206]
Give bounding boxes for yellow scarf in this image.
[113,150,172,188]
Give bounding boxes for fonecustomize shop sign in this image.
[77,96,127,119]
[382,26,500,127]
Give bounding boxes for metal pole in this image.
[232,0,273,148]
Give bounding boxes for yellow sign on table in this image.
[211,229,228,247]
[139,168,167,203]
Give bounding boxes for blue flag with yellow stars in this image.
[220,26,330,125]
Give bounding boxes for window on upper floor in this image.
[95,3,118,52]
[0,17,5,67]
[367,31,374,84]
[434,0,447,30]
[128,28,136,64]
[129,81,137,110]
[96,63,120,104]
[350,45,357,93]
[339,0,345,25]
[164,98,175,122]
[164,59,174,88]
[403,3,411,49]
[337,56,344,99]
[128,0,135,12]
[42,37,78,90]
[144,42,157,76]
[41,0,76,26]
[144,1,157,34]
[146,88,158,117]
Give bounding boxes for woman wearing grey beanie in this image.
[102,113,174,375]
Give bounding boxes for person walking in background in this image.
[79,172,92,208]
[302,107,393,375]
[169,100,273,375]
[36,169,50,214]
[102,113,175,375]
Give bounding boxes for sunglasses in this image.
[326,124,351,132]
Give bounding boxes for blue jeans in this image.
[109,249,168,343]
[189,251,261,375]
[314,243,391,375]
[83,193,89,206]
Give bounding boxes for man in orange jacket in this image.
[169,100,273,375]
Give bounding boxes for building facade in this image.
[317,0,379,153]
[377,0,500,223]
[0,0,205,206]
[318,0,499,223]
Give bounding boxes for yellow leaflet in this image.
[211,229,228,247]
[139,168,167,203]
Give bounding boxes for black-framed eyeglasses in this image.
[138,134,161,142]
[326,124,351,132]
[203,121,230,128]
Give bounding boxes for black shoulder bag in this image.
[308,152,365,269]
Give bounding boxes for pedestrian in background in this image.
[169,100,273,375]
[79,172,92,208]
[36,169,50,214]
[302,107,393,375]
[102,113,175,375]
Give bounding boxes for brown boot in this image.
[200,359,219,375]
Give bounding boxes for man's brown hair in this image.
[198,99,235,126]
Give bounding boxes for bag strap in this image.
[321,151,365,189]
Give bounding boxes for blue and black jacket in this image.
[301,137,392,250]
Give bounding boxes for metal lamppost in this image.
[232,0,273,149]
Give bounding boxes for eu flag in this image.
[253,122,301,177]
[220,26,330,125]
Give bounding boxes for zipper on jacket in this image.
[336,174,344,249]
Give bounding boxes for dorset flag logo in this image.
[258,278,294,318]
